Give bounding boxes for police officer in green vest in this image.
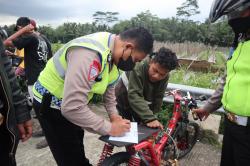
[32,27,153,166]
[193,1,250,166]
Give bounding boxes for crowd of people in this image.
[0,0,250,166]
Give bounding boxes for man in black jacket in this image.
[0,30,32,166]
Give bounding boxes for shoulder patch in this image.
[88,60,101,81]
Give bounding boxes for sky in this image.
[0,0,214,27]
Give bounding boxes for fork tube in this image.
[147,144,159,166]
[134,142,159,166]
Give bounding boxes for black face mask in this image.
[228,17,250,34]
[117,49,135,71]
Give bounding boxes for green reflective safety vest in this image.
[33,32,120,102]
[222,40,250,116]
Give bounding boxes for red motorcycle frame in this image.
[99,89,203,166]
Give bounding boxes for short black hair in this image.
[14,17,30,31]
[151,47,178,71]
[120,27,153,55]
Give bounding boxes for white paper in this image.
[109,122,138,143]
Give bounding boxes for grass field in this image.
[169,68,223,89]
[52,43,63,54]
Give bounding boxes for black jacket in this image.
[0,39,31,157]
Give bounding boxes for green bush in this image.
[156,102,173,126]
[212,51,226,69]
[197,50,209,61]
[169,68,222,89]
[52,43,63,54]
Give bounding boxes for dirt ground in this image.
[16,104,221,166]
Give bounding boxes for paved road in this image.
[16,105,221,166]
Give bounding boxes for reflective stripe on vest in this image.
[53,37,106,79]
[34,32,120,101]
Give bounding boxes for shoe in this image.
[32,130,44,137]
[36,139,48,149]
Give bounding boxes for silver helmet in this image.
[209,0,250,23]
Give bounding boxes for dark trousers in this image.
[116,80,138,122]
[220,117,250,166]
[117,104,142,123]
[0,123,16,166]
[33,99,92,166]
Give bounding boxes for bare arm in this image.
[4,24,34,47]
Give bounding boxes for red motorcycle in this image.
[98,89,206,166]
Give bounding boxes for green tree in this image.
[112,20,132,34]
[92,11,119,31]
[202,21,233,46]
[0,9,234,47]
[177,0,200,19]
[38,25,57,43]
[130,10,161,39]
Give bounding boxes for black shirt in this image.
[13,33,52,85]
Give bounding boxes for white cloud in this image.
[0,0,214,27]
[0,14,18,25]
